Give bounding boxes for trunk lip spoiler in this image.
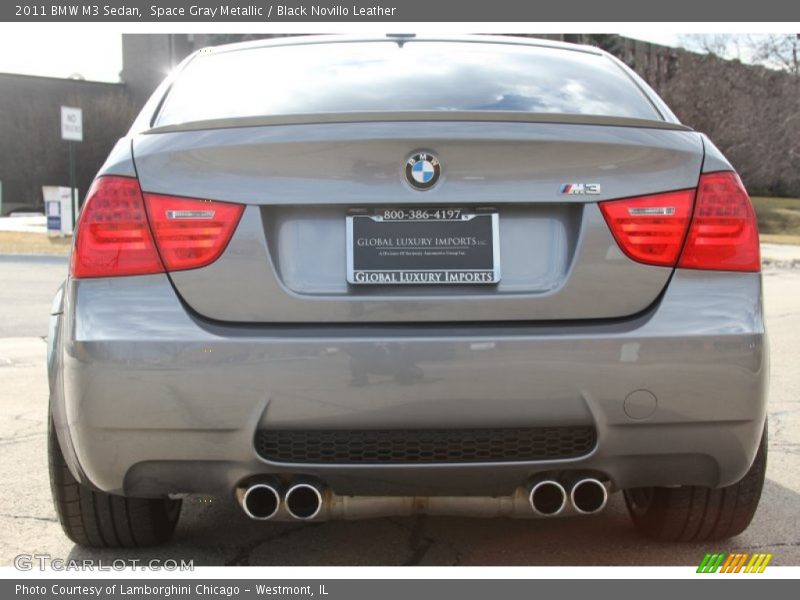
[143,111,694,135]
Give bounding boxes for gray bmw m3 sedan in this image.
[48,35,768,547]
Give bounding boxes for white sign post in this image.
[60,107,83,142]
[60,106,82,231]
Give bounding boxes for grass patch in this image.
[751,196,800,243]
[760,233,800,245]
[0,232,72,255]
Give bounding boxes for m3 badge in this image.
[560,183,602,195]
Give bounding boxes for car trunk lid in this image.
[131,119,703,323]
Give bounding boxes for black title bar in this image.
[3,0,800,22]
[6,579,798,600]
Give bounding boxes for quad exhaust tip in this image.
[285,482,324,520]
[239,482,281,520]
[570,478,608,515]
[237,476,605,520]
[528,480,567,516]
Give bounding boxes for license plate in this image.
[346,208,500,285]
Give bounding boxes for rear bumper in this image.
[51,269,768,497]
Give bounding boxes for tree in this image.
[679,34,800,77]
[747,34,800,77]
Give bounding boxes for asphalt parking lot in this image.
[1,252,798,566]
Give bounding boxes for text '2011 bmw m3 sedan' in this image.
[48,35,768,547]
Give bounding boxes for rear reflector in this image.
[678,171,760,272]
[71,177,165,278]
[599,189,695,267]
[144,194,244,272]
[71,176,243,278]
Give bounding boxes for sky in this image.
[0,32,689,82]
[0,31,123,81]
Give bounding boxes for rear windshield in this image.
[155,40,661,126]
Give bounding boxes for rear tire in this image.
[624,423,767,542]
[48,416,181,547]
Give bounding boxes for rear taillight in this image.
[599,189,695,267]
[678,171,760,272]
[600,171,760,272]
[71,177,164,278]
[143,193,244,272]
[71,176,243,278]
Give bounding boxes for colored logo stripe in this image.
[697,553,726,573]
[720,553,748,573]
[732,553,748,572]
[745,553,773,573]
[720,553,736,572]
[697,552,772,573]
[696,553,712,572]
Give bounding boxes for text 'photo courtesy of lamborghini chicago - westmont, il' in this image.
[47,34,768,548]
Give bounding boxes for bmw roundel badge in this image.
[405,152,441,190]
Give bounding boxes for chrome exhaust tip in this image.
[285,482,324,520]
[237,482,281,521]
[528,480,567,516]
[570,478,608,515]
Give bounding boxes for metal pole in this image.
[68,141,76,231]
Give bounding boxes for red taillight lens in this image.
[71,177,165,278]
[678,171,760,272]
[599,189,695,267]
[144,194,244,272]
[71,176,244,278]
